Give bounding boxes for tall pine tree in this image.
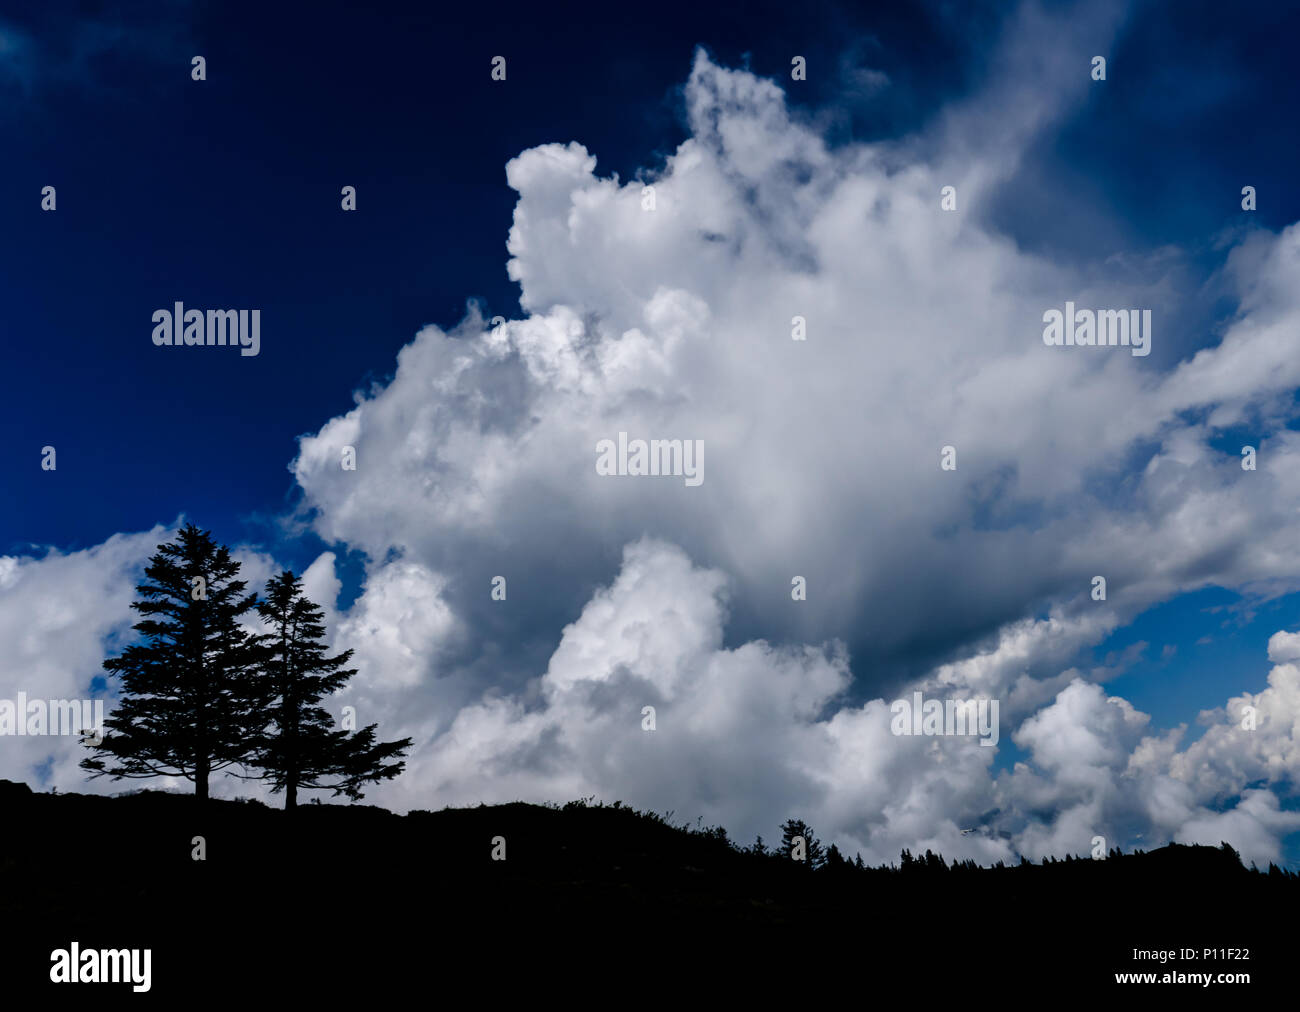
[249,570,411,809]
[780,818,825,868]
[81,523,270,800]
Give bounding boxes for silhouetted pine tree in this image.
[923,848,947,871]
[248,570,411,809]
[81,524,269,801]
[824,843,850,874]
[780,818,825,868]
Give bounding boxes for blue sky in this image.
[3,0,1300,867]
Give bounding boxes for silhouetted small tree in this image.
[247,570,411,809]
[781,818,824,868]
[824,843,851,874]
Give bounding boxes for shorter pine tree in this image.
[780,817,825,868]
[249,570,411,809]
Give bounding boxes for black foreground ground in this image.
[1,780,1288,999]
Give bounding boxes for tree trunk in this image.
[286,776,297,810]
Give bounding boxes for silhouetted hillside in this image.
[1,781,1289,997]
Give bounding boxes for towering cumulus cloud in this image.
[285,36,1300,863]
